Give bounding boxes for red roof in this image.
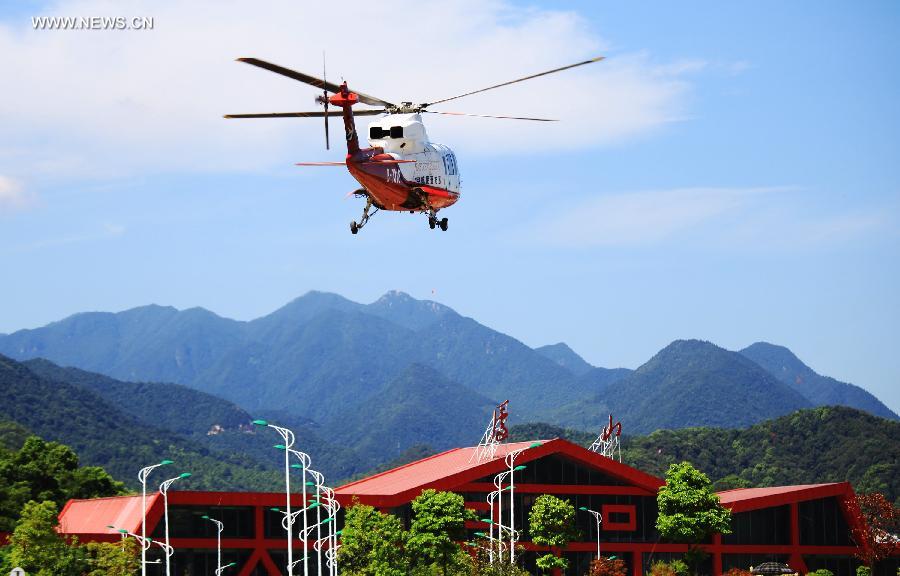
[717,483,853,512]
[58,494,157,537]
[336,438,665,508]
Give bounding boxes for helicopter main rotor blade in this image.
[224,109,386,119]
[236,58,396,108]
[424,111,557,121]
[424,56,604,107]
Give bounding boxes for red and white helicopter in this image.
[225,56,604,234]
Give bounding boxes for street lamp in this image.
[578,506,602,560]
[215,561,237,576]
[503,442,540,563]
[138,459,172,576]
[159,472,191,576]
[254,418,303,576]
[201,515,225,576]
[106,525,170,565]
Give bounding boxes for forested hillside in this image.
[512,406,900,503]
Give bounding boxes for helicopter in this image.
[225,55,604,234]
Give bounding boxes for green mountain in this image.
[534,343,595,376]
[740,342,897,419]
[330,363,495,462]
[0,292,895,440]
[624,406,900,503]
[0,354,283,491]
[550,340,814,433]
[0,291,585,423]
[510,406,899,504]
[17,358,367,482]
[22,358,253,437]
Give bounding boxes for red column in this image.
[713,534,723,576]
[633,550,643,576]
[789,502,808,574]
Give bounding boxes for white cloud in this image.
[528,187,782,246]
[0,175,33,213]
[519,186,888,249]
[0,0,698,178]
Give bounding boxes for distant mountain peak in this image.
[534,342,595,376]
[740,342,898,420]
[365,290,456,331]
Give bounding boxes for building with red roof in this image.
[55,438,897,576]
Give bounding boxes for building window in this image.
[799,497,853,546]
[151,506,255,539]
[602,504,636,531]
[722,505,791,545]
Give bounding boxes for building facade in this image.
[57,438,896,576]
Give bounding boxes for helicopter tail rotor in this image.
[322,53,330,150]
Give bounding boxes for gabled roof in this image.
[335,438,664,508]
[58,494,156,538]
[717,482,853,513]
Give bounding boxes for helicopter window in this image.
[369,126,405,139]
[443,153,457,176]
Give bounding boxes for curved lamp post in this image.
[201,515,225,576]
[107,525,171,566]
[578,506,602,560]
[159,472,191,576]
[254,419,303,576]
[505,442,541,563]
[138,459,172,576]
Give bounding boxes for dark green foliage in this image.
[23,358,253,436]
[0,421,31,451]
[408,489,475,575]
[624,406,900,503]
[0,354,282,492]
[740,343,897,420]
[528,494,579,573]
[551,340,814,433]
[0,436,125,531]
[8,500,85,575]
[338,501,409,576]
[656,462,732,542]
[11,356,372,484]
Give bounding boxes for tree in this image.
[649,560,689,576]
[82,539,141,576]
[0,436,125,530]
[848,492,900,568]
[339,500,409,576]
[8,500,86,576]
[590,556,628,576]
[528,494,579,574]
[468,547,530,576]
[407,489,474,576]
[656,462,732,575]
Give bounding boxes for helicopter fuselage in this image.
[345,113,460,212]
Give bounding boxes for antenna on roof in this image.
[589,414,622,462]
[471,400,510,463]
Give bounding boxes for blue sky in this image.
[1,1,898,413]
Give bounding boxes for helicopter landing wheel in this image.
[428,216,436,229]
[350,221,359,235]
[439,218,448,231]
